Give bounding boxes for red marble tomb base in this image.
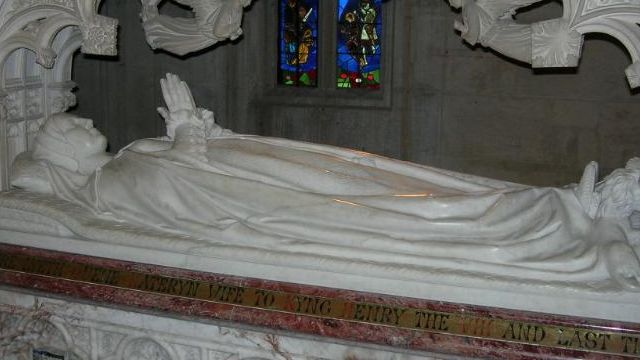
[0,243,638,359]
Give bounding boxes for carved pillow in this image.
[10,152,54,194]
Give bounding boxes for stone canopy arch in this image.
[0,0,118,190]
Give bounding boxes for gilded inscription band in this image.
[0,251,639,357]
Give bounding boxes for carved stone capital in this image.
[36,47,58,68]
[626,60,640,88]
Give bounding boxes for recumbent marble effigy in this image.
[7,74,640,294]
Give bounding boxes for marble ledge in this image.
[0,243,639,359]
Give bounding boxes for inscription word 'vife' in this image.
[1,250,639,358]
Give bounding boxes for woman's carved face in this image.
[34,114,110,175]
[63,117,108,157]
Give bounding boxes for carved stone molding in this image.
[9,0,76,15]
[0,1,118,65]
[0,290,438,360]
[450,0,640,88]
[121,338,174,360]
[0,0,117,190]
[140,0,252,56]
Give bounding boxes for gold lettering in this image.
[136,275,201,297]
[186,280,201,298]
[556,328,609,350]
[352,304,405,325]
[208,284,245,304]
[461,317,493,337]
[0,255,14,269]
[622,335,640,354]
[393,308,407,326]
[293,296,332,316]
[254,290,276,308]
[136,275,160,292]
[16,258,65,278]
[439,314,450,331]
[582,332,610,350]
[158,277,169,292]
[168,278,179,294]
[5,250,639,358]
[84,265,120,286]
[502,322,544,343]
[354,304,367,321]
[414,311,448,330]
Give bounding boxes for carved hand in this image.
[158,73,203,138]
[157,74,207,162]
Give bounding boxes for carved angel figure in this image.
[141,0,252,56]
[10,74,640,291]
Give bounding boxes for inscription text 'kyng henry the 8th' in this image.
[0,250,639,358]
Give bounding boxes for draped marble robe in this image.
[41,133,623,286]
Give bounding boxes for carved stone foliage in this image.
[98,330,126,358]
[49,85,77,114]
[0,294,437,360]
[449,0,640,88]
[1,83,75,125]
[25,88,43,117]
[0,0,118,68]
[0,303,77,359]
[0,94,7,120]
[79,14,118,56]
[140,0,253,56]
[122,338,172,360]
[4,89,22,121]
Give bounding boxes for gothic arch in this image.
[0,0,118,190]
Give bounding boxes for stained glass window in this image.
[278,0,319,87]
[337,0,382,89]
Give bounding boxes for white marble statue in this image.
[140,0,252,56]
[449,0,640,88]
[9,74,640,290]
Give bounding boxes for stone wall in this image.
[73,0,640,186]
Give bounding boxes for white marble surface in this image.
[0,289,449,360]
[2,74,640,323]
[0,0,118,190]
[9,75,640,292]
[1,209,639,324]
[449,0,640,88]
[140,0,253,56]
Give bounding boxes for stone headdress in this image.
[32,113,86,174]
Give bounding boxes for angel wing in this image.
[172,0,217,23]
[476,0,547,19]
[141,0,251,55]
[178,0,249,40]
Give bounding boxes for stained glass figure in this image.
[279,0,319,87]
[337,0,382,89]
